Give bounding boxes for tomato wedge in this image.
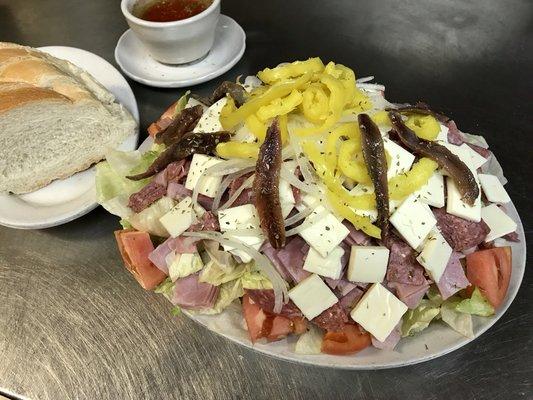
[321,324,371,355]
[147,100,179,136]
[466,247,512,309]
[267,316,293,341]
[114,230,167,290]
[242,294,269,343]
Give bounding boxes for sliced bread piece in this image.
[0,43,136,194]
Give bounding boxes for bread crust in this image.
[0,42,137,194]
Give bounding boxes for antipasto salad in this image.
[97,58,518,355]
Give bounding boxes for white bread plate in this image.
[0,46,139,229]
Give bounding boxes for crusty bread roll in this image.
[0,42,136,194]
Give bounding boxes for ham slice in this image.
[388,280,430,309]
[148,236,199,273]
[171,272,219,310]
[372,323,401,350]
[339,287,364,314]
[261,242,292,281]
[436,252,470,300]
[343,221,372,246]
[275,236,310,283]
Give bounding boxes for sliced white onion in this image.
[205,158,255,177]
[284,203,317,227]
[356,76,375,83]
[183,231,288,312]
[211,166,255,211]
[280,166,320,196]
[222,227,264,237]
[219,174,255,210]
[285,207,329,236]
[358,82,386,92]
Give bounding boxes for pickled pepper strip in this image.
[127,131,231,181]
[253,118,285,249]
[359,114,390,238]
[155,105,204,146]
[389,111,479,204]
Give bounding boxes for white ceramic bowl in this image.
[121,0,220,64]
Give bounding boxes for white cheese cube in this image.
[193,98,227,133]
[383,137,416,178]
[169,252,203,281]
[159,196,197,238]
[481,204,517,242]
[389,194,437,249]
[303,246,345,279]
[416,172,445,208]
[347,246,389,283]
[350,283,408,342]
[478,174,511,204]
[218,204,264,262]
[299,206,350,257]
[288,274,339,320]
[435,124,449,143]
[416,230,452,283]
[185,153,224,198]
[461,143,488,170]
[446,178,481,222]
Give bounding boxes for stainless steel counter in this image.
[0,0,531,399]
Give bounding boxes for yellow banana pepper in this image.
[221,73,311,130]
[325,123,360,172]
[324,62,356,106]
[296,74,346,136]
[216,142,260,159]
[301,83,329,124]
[278,113,289,144]
[256,90,303,122]
[326,189,381,238]
[245,114,267,142]
[257,57,325,84]
[301,140,375,210]
[371,110,391,127]
[338,139,371,184]
[405,114,440,141]
[388,157,438,200]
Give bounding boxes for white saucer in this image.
[114,15,246,88]
[0,46,139,230]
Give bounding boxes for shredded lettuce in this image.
[96,146,165,218]
[295,325,323,354]
[426,285,444,306]
[241,270,273,289]
[199,260,248,286]
[154,277,175,301]
[401,299,441,337]
[170,306,182,316]
[455,287,495,317]
[441,298,474,338]
[128,196,175,237]
[119,219,133,229]
[169,253,203,281]
[175,90,191,116]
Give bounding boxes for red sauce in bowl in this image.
[137,0,211,22]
